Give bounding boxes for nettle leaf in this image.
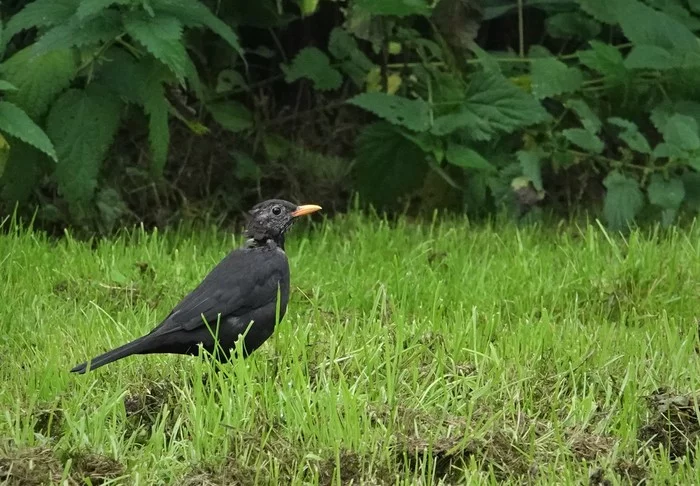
[603,171,644,231]
[647,174,685,226]
[0,101,57,161]
[614,0,698,52]
[563,128,604,153]
[650,101,700,132]
[607,117,651,153]
[578,40,626,80]
[0,81,17,91]
[546,12,601,39]
[33,10,123,55]
[530,57,583,99]
[578,0,618,23]
[206,101,253,133]
[432,71,549,138]
[623,45,693,70]
[517,149,544,191]
[77,0,130,19]
[354,0,431,17]
[282,47,343,91]
[4,0,79,45]
[349,92,431,132]
[152,0,242,56]
[0,139,46,202]
[124,12,188,84]
[682,170,700,211]
[0,47,77,120]
[328,27,375,86]
[47,85,123,203]
[565,98,601,133]
[660,114,700,151]
[353,121,428,207]
[445,142,496,172]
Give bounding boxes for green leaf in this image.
[445,142,496,172]
[0,81,17,91]
[207,101,253,133]
[353,121,428,207]
[142,77,170,175]
[563,128,604,153]
[432,71,549,138]
[517,149,544,191]
[607,117,651,153]
[565,98,601,133]
[578,40,626,80]
[328,28,375,86]
[545,12,601,39]
[152,0,242,56]
[530,57,584,99]
[682,170,700,211]
[660,114,700,151]
[77,0,130,19]
[603,171,644,231]
[32,10,123,55]
[4,0,79,45]
[578,0,618,23]
[624,45,692,70]
[282,47,343,91]
[348,92,432,132]
[124,12,188,84]
[614,0,699,52]
[648,174,685,226]
[46,85,123,203]
[0,47,77,120]
[354,0,431,17]
[0,102,57,161]
[650,101,700,133]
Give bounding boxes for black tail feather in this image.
[70,335,151,374]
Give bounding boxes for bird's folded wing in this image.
[152,249,287,335]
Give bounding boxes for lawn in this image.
[1,213,700,484]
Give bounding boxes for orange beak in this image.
[291,204,322,217]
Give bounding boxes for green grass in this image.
[2,213,700,484]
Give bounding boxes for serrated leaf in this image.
[431,71,549,138]
[353,121,428,207]
[607,117,651,153]
[47,85,123,202]
[563,128,604,153]
[579,0,618,23]
[328,27,375,86]
[647,174,685,209]
[0,47,77,120]
[207,101,253,133]
[140,71,171,174]
[650,101,700,133]
[615,0,699,52]
[530,57,583,99]
[546,12,601,39]
[124,12,188,84]
[445,142,496,172]
[0,102,57,161]
[603,171,644,230]
[152,0,242,56]
[624,45,687,70]
[517,149,544,191]
[33,10,123,56]
[565,98,601,133]
[660,114,700,151]
[578,40,626,80]
[77,0,130,19]
[282,47,343,91]
[4,0,79,45]
[354,0,431,17]
[349,92,432,132]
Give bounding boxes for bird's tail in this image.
[70,335,152,374]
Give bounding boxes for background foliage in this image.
[1,0,700,231]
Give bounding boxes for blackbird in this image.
[70,199,321,374]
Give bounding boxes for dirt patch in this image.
[0,445,124,486]
[33,406,64,439]
[123,380,178,440]
[638,388,700,460]
[567,429,616,461]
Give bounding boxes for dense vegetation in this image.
[0,0,699,231]
[3,217,700,484]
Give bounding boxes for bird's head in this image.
[246,199,322,245]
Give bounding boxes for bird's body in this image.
[71,200,321,374]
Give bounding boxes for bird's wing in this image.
[151,248,289,335]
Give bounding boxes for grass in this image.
[1,212,700,484]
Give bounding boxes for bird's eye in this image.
[272,206,282,215]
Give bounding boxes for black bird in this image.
[70,199,321,374]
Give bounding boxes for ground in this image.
[1,214,700,484]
